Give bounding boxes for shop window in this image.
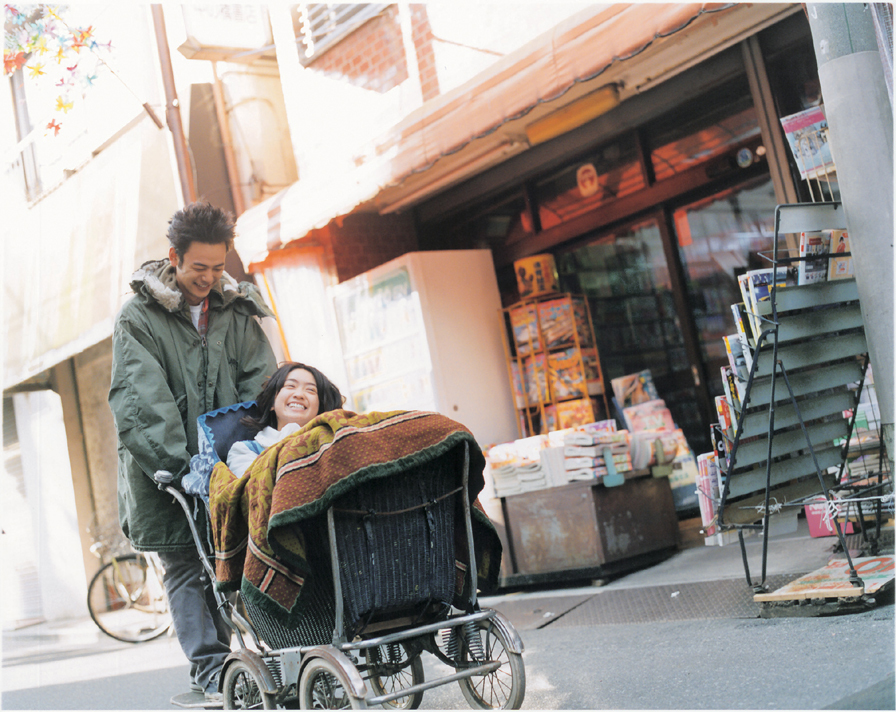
[291,4,388,65]
[672,176,777,397]
[534,134,646,230]
[647,81,761,182]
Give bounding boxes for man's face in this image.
[169,242,227,306]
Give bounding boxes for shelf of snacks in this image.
[501,291,611,438]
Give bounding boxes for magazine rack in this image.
[717,202,886,593]
[500,293,610,437]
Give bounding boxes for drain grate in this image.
[542,575,804,627]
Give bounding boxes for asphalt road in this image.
[3,603,893,710]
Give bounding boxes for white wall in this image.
[13,391,89,621]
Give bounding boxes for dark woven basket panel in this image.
[243,516,337,649]
[333,452,461,633]
[243,585,335,649]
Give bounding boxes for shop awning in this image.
[236,2,797,266]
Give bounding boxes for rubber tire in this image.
[223,660,275,710]
[299,657,367,709]
[457,618,526,710]
[364,644,424,709]
[86,554,171,643]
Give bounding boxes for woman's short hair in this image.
[240,362,344,433]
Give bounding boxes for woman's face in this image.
[272,368,320,430]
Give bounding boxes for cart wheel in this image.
[223,660,275,710]
[299,657,367,709]
[457,618,525,710]
[365,643,424,709]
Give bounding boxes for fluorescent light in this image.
[380,141,524,214]
[525,85,619,146]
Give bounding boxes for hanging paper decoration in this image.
[3,4,114,135]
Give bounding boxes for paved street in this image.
[4,524,894,709]
[3,590,893,709]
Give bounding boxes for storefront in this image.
[413,12,828,457]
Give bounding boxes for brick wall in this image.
[322,212,419,282]
[308,5,408,94]
[410,4,440,102]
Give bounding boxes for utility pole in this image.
[805,3,894,472]
[151,4,197,206]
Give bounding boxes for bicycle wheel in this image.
[364,643,424,709]
[87,553,171,643]
[457,618,525,709]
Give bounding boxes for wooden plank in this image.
[773,279,858,312]
[776,304,864,342]
[738,391,856,439]
[745,361,863,408]
[720,475,836,525]
[730,419,848,470]
[726,446,843,498]
[754,332,867,378]
[753,556,894,601]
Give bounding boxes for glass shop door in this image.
[556,215,709,451]
[670,176,777,400]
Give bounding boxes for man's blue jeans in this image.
[157,549,231,692]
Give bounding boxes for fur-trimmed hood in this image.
[129,258,273,317]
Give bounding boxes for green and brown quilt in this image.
[209,409,502,625]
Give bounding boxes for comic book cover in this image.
[509,304,540,355]
[536,298,576,350]
[555,398,594,429]
[611,370,659,409]
[623,399,675,432]
[523,353,549,404]
[548,347,587,400]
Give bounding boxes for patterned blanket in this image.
[209,409,502,625]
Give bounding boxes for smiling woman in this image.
[225,362,345,478]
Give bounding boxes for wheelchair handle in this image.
[154,470,175,489]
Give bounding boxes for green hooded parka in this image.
[108,258,277,552]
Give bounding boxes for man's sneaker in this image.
[190,679,203,693]
[205,670,223,703]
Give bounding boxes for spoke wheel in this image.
[299,657,367,710]
[223,660,274,710]
[365,643,424,709]
[87,554,171,643]
[457,619,525,710]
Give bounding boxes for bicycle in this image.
[86,544,172,643]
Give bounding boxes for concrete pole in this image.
[805,3,894,472]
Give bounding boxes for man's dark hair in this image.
[167,201,235,262]
[240,362,345,434]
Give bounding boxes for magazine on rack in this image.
[740,267,791,342]
[611,370,659,409]
[798,231,830,285]
[547,347,587,400]
[828,230,854,280]
[780,105,834,180]
[509,304,540,355]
